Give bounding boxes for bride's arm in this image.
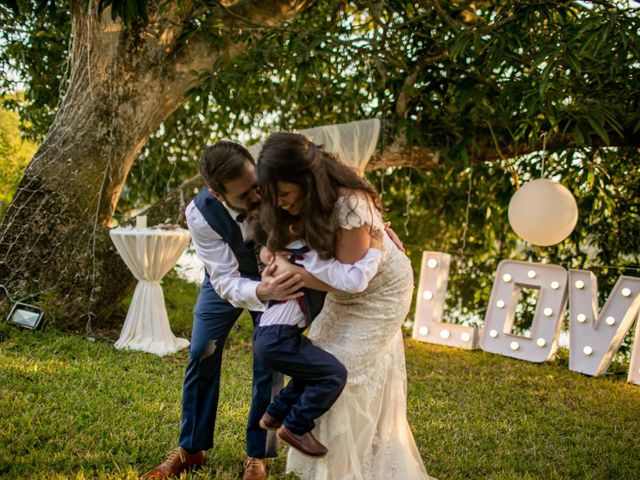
[268,227,381,292]
[270,255,337,292]
[334,225,372,264]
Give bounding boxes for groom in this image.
[143,141,306,480]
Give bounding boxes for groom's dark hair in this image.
[199,141,255,194]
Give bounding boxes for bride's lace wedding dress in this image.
[287,194,433,480]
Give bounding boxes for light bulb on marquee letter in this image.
[479,260,568,362]
[412,252,479,350]
[568,270,640,385]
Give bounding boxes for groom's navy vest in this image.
[193,189,260,279]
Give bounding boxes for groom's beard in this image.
[223,196,261,216]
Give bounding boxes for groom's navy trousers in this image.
[179,189,282,458]
[178,271,282,457]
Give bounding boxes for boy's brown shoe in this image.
[277,426,328,457]
[259,412,283,430]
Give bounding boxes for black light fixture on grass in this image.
[1,286,45,330]
[7,301,45,330]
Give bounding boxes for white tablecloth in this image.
[110,227,191,356]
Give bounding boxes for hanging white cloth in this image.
[109,227,191,356]
[248,118,381,174]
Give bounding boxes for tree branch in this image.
[366,140,441,171]
[395,51,448,120]
[430,0,464,31]
[125,174,205,228]
[171,0,314,74]
[134,125,640,227]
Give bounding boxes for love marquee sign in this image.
[412,252,640,385]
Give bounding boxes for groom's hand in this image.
[257,261,305,301]
[384,221,406,253]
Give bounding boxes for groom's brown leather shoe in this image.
[259,412,283,430]
[141,447,205,479]
[242,457,268,480]
[277,426,328,457]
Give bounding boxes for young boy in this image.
[250,219,382,458]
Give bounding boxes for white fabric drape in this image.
[248,118,381,174]
[110,227,191,356]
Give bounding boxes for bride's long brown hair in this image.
[257,132,381,259]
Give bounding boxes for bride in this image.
[257,132,433,480]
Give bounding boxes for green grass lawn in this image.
[1,273,639,479]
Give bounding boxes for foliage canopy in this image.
[0,1,638,337]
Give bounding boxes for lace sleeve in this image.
[333,194,382,230]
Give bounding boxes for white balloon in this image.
[508,178,578,246]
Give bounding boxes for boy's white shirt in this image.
[258,239,382,328]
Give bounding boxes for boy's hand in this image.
[259,247,274,265]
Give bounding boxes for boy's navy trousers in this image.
[253,324,348,435]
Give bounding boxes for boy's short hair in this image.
[246,212,269,247]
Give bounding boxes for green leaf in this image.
[579,29,601,55]
[540,60,554,83]
[587,117,610,144]
[2,0,20,13]
[449,34,470,60]
[573,123,584,144]
[601,108,624,137]
[564,52,581,73]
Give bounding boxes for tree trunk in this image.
[0,0,311,326]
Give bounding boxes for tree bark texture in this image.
[0,0,311,326]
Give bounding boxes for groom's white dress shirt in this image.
[258,239,382,328]
[185,200,267,312]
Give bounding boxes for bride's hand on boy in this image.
[271,253,294,272]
